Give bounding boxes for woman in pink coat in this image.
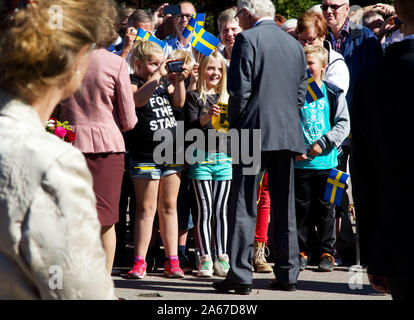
[59,28,137,279]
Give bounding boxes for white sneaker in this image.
[214,253,230,276]
[197,255,213,277]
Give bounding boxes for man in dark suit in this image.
[212,0,308,295]
[350,0,414,301]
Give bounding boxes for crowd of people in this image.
[0,0,412,300]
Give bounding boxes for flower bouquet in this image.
[45,117,76,144]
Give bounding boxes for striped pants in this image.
[192,179,231,258]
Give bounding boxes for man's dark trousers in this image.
[226,150,300,285]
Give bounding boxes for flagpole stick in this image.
[345,157,361,269]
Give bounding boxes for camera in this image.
[167,61,184,73]
[164,5,181,15]
[394,17,402,27]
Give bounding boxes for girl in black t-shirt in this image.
[126,39,190,279]
[184,51,232,278]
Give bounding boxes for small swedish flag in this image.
[136,28,166,49]
[182,13,206,38]
[191,24,220,56]
[323,168,349,206]
[306,69,324,104]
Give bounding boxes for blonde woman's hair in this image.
[0,0,118,104]
[129,39,165,74]
[196,51,229,105]
[304,45,328,79]
[167,49,194,69]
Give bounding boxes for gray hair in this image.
[281,19,297,31]
[308,4,323,15]
[128,9,152,26]
[237,0,276,19]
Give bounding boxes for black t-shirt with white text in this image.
[126,75,178,163]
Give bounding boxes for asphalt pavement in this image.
[112,264,391,301]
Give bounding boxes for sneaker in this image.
[299,252,308,271]
[127,258,147,279]
[318,253,335,272]
[214,254,230,276]
[198,255,213,277]
[164,259,184,278]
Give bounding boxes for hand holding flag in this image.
[306,69,324,104]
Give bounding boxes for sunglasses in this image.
[320,3,347,11]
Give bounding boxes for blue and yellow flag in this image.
[136,28,166,49]
[182,13,206,38]
[323,168,349,206]
[306,69,324,104]
[194,13,206,27]
[191,24,220,56]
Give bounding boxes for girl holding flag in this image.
[184,50,232,277]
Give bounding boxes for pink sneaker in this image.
[164,259,184,278]
[128,259,147,279]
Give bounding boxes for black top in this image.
[126,75,178,163]
[350,39,414,277]
[185,90,230,154]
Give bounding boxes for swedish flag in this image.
[306,69,324,104]
[191,24,219,56]
[182,13,206,38]
[136,28,166,49]
[194,13,206,27]
[323,168,349,206]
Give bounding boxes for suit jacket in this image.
[350,39,414,278]
[59,48,137,154]
[227,20,307,154]
[0,91,115,299]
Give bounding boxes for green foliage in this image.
[117,0,396,32]
[272,0,320,19]
[272,0,395,19]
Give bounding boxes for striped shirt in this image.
[331,18,350,53]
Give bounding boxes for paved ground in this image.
[112,264,391,301]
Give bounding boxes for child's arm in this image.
[168,64,190,108]
[313,87,350,154]
[187,63,199,92]
[133,70,164,108]
[133,60,172,107]
[199,104,220,127]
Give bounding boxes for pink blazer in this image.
[59,49,137,153]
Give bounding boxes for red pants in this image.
[255,171,270,242]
